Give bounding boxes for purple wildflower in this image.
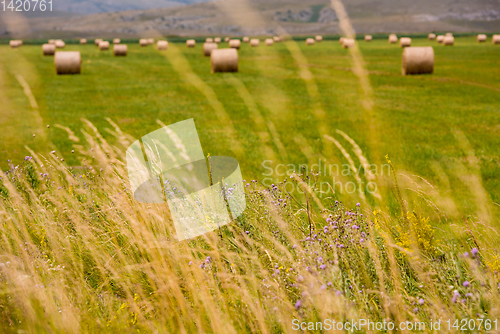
[471,248,479,257]
[295,300,302,309]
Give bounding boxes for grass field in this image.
[0,36,500,332]
[1,36,499,214]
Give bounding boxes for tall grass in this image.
[0,122,498,333]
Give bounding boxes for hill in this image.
[0,0,498,39]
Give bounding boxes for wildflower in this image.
[320,284,327,290]
[189,261,192,265]
[205,256,211,263]
[463,281,470,287]
[471,248,479,257]
[463,252,469,258]
[275,269,280,274]
[294,300,302,309]
[335,290,342,296]
[413,308,419,313]
[245,231,249,234]
[317,257,323,263]
[452,290,460,303]
[356,203,360,207]
[319,264,326,270]
[418,298,425,305]
[292,244,297,249]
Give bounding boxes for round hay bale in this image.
[443,36,454,46]
[250,39,260,47]
[94,39,103,46]
[147,38,154,45]
[388,34,398,43]
[364,35,372,42]
[99,41,110,50]
[306,38,315,45]
[224,37,230,42]
[265,38,274,46]
[402,46,434,75]
[229,39,241,49]
[55,40,66,49]
[49,39,56,44]
[214,37,222,43]
[493,35,500,44]
[206,37,214,43]
[54,51,81,75]
[113,44,127,56]
[80,39,87,44]
[445,32,453,37]
[157,40,168,50]
[315,35,323,42]
[477,34,487,42]
[42,44,56,56]
[399,37,411,48]
[140,39,148,47]
[113,38,121,44]
[186,39,196,48]
[436,35,444,43]
[342,38,355,49]
[428,33,436,40]
[211,48,238,73]
[339,37,345,44]
[9,40,21,48]
[203,42,218,56]
[273,36,281,42]
[243,36,249,43]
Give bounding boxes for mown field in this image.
[0,36,499,333]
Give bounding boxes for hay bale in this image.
[273,36,281,42]
[265,38,274,46]
[140,39,148,47]
[306,38,315,45]
[243,36,249,43]
[157,40,168,50]
[186,39,196,47]
[477,34,487,42]
[445,32,453,37]
[42,44,56,56]
[9,40,21,48]
[224,37,230,42]
[80,39,87,44]
[203,42,218,56]
[229,39,241,49]
[493,35,500,44]
[436,35,444,43]
[428,33,436,40]
[402,46,434,75]
[443,36,454,46]
[99,41,110,50]
[342,38,355,48]
[388,34,398,43]
[113,38,121,44]
[250,39,260,47]
[49,39,56,44]
[206,37,214,43]
[211,48,238,73]
[339,37,345,44]
[55,40,66,49]
[95,39,103,46]
[399,37,411,48]
[364,35,372,42]
[315,35,323,42]
[147,38,154,45]
[54,51,81,75]
[214,37,221,43]
[113,44,127,56]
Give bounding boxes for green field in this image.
[1,37,499,216]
